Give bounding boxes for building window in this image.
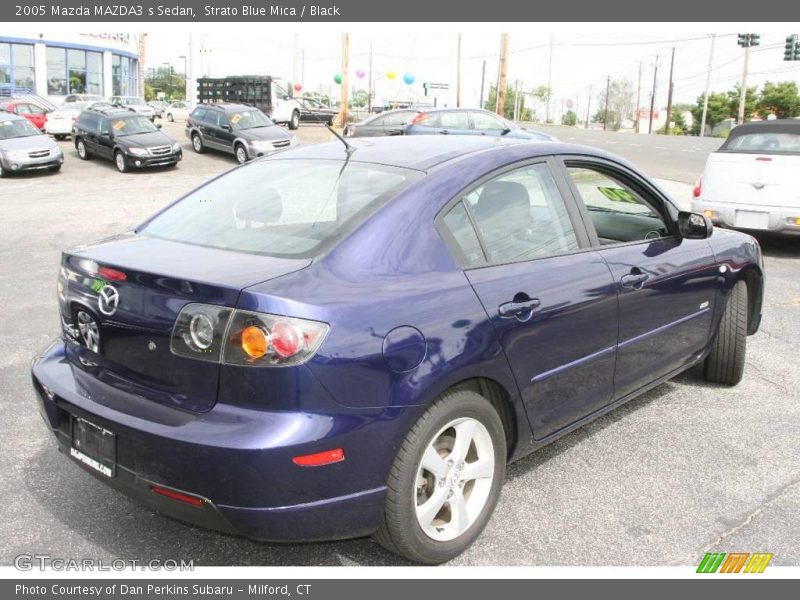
[46,46,104,96]
[0,42,35,90]
[112,54,138,96]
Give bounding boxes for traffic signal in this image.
[737,33,761,47]
[786,34,800,61]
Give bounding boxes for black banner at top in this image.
[4,0,800,22]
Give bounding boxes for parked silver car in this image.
[108,96,156,120]
[0,112,63,177]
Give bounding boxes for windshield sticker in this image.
[112,120,127,131]
[230,114,242,125]
[598,186,638,204]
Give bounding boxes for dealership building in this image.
[0,31,142,102]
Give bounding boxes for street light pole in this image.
[699,34,715,137]
[738,45,751,125]
[648,54,659,134]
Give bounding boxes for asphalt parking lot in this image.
[1,121,799,567]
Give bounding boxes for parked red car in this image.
[0,101,49,130]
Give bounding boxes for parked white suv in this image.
[692,120,800,235]
[108,96,156,121]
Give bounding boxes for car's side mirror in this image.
[678,211,713,239]
[222,124,232,132]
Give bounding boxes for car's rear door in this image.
[438,158,619,440]
[560,157,720,399]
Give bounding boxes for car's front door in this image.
[469,111,509,137]
[439,159,619,440]
[97,118,115,159]
[562,159,720,400]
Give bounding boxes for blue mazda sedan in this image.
[31,136,764,564]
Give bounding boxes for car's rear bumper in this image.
[30,339,394,542]
[692,198,800,235]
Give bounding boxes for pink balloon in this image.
[294,83,303,92]
[355,69,366,79]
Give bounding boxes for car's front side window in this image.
[566,165,670,245]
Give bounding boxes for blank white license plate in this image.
[735,211,770,230]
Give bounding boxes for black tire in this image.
[704,280,748,385]
[374,390,506,564]
[114,151,129,173]
[167,113,174,122]
[76,138,91,160]
[289,110,300,130]
[0,163,6,178]
[191,132,205,154]
[234,143,248,164]
[54,134,67,141]
[49,164,62,173]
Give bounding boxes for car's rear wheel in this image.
[76,139,91,160]
[704,280,748,385]
[0,163,5,178]
[191,132,205,153]
[374,390,506,564]
[289,110,300,130]
[114,151,129,173]
[54,134,66,141]
[235,143,248,164]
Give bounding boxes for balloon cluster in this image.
[330,70,415,85]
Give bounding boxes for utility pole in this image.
[513,80,520,121]
[292,33,300,87]
[635,61,642,133]
[700,34,716,137]
[603,75,610,131]
[338,33,350,128]
[479,60,486,109]
[496,33,510,117]
[456,33,462,108]
[665,47,675,135]
[736,33,759,125]
[648,54,659,134]
[546,34,554,122]
[367,42,373,113]
[585,85,592,129]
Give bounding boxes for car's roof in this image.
[728,119,800,134]
[199,102,255,112]
[275,135,608,172]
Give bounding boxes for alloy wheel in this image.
[235,145,248,164]
[76,311,100,353]
[192,134,202,152]
[414,417,495,542]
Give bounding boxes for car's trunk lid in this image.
[61,233,310,413]
[702,151,800,209]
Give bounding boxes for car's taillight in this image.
[186,116,193,126]
[410,112,427,125]
[170,303,329,367]
[692,177,702,198]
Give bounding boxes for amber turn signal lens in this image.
[241,325,268,358]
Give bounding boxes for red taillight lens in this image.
[186,116,193,126]
[151,486,204,507]
[292,448,345,467]
[271,321,300,358]
[98,266,127,281]
[755,156,772,162]
[410,112,427,125]
[692,177,702,198]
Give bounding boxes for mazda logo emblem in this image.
[97,285,120,316]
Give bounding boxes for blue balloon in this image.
[403,73,415,85]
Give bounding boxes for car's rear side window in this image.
[140,159,423,258]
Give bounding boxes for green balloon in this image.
[333,74,342,85]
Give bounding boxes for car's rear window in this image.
[723,131,800,154]
[139,159,423,257]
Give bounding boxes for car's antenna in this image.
[272,81,355,156]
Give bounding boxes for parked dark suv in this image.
[72,105,182,173]
[185,103,298,164]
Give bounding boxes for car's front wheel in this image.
[374,389,506,564]
[704,280,748,385]
[289,110,300,130]
[234,143,248,164]
[114,151,129,173]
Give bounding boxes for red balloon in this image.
[294,83,303,92]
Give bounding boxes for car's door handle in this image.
[440,129,450,135]
[498,298,541,321]
[620,271,649,289]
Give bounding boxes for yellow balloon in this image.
[386,71,397,80]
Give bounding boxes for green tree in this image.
[757,81,800,118]
[350,89,369,109]
[690,91,731,135]
[727,84,758,121]
[657,107,688,135]
[144,66,185,101]
[485,84,526,121]
[562,110,577,126]
[595,78,634,131]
